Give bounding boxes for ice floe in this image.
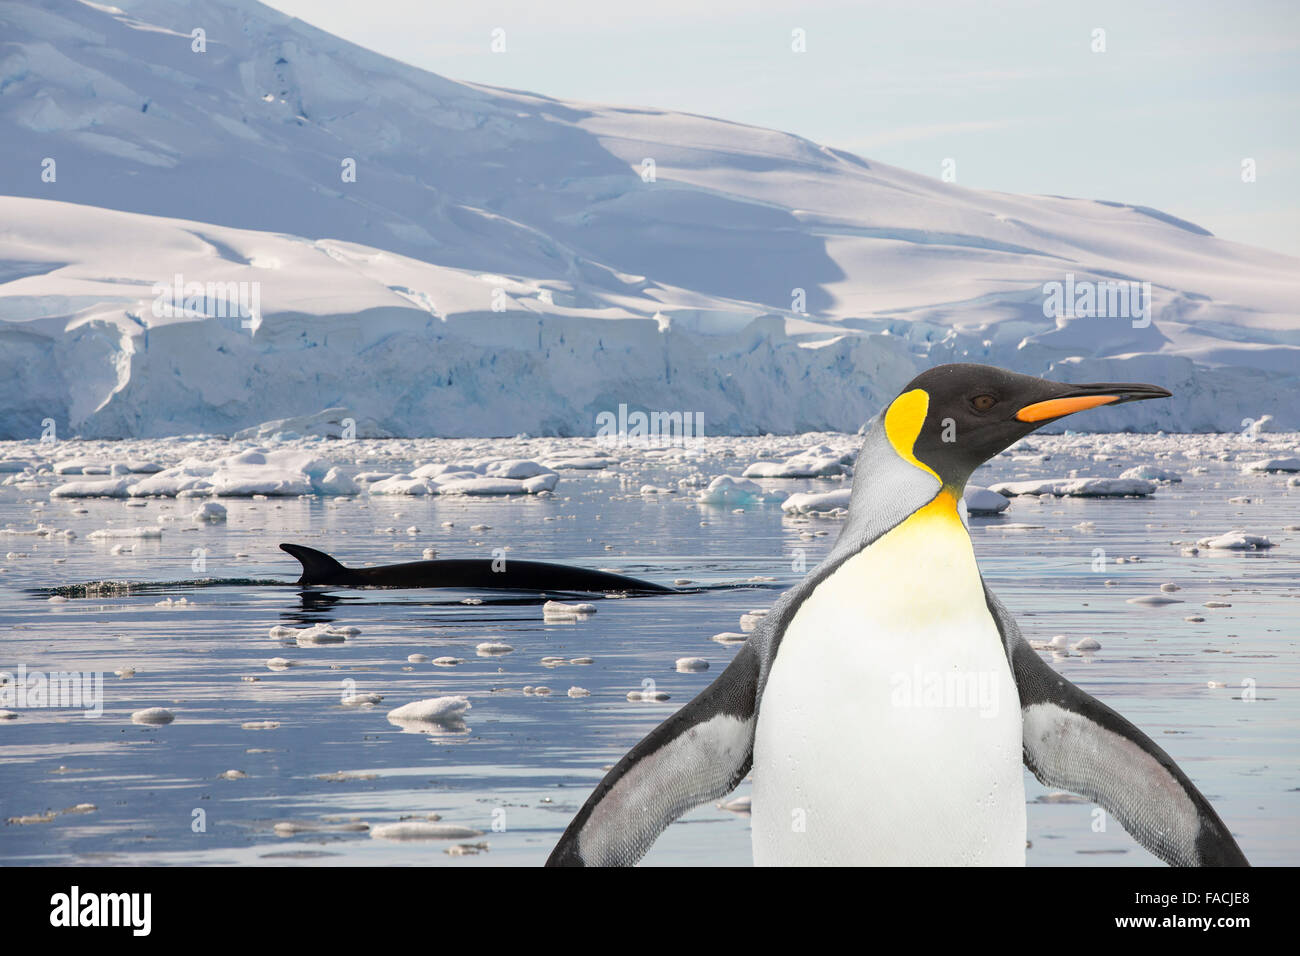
[369,459,558,496]
[697,475,773,505]
[1196,530,1275,550]
[371,822,485,841]
[742,446,850,478]
[988,477,1157,497]
[130,707,174,725]
[964,486,1010,515]
[1240,457,1300,473]
[781,488,852,515]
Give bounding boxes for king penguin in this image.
[546,364,1249,867]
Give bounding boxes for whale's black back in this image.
[279,543,674,593]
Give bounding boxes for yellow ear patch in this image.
[884,388,940,481]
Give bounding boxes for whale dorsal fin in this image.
[280,543,347,584]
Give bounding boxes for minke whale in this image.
[280,543,676,593]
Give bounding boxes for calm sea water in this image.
[0,433,1295,866]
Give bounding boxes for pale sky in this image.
[265,0,1300,256]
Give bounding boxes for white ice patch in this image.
[963,485,1010,514]
[1196,530,1274,550]
[989,477,1157,497]
[386,696,471,723]
[780,488,851,515]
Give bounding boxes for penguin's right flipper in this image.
[985,586,1248,866]
[546,642,760,866]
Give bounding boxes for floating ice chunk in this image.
[288,623,355,645]
[89,526,163,539]
[476,642,514,656]
[1240,457,1300,473]
[131,707,175,725]
[1127,595,1183,605]
[371,822,485,841]
[386,696,471,723]
[712,632,747,644]
[53,457,112,475]
[742,447,848,478]
[1072,637,1101,651]
[234,408,393,441]
[316,467,360,495]
[482,459,551,479]
[369,474,439,495]
[128,471,214,497]
[407,653,429,663]
[543,600,596,622]
[1196,530,1274,550]
[676,657,710,672]
[989,478,1156,497]
[242,720,279,730]
[780,488,852,515]
[342,692,383,706]
[964,485,1009,515]
[219,770,247,780]
[521,472,559,493]
[717,796,752,814]
[542,456,615,470]
[1119,464,1182,482]
[567,686,590,697]
[188,501,227,522]
[51,478,134,498]
[697,475,764,505]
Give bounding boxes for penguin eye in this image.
[971,394,998,412]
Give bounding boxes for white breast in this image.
[751,496,1025,865]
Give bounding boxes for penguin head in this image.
[883,363,1172,490]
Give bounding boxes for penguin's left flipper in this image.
[546,643,760,867]
[985,586,1249,867]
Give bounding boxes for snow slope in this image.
[0,0,1297,438]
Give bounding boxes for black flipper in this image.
[280,543,348,585]
[546,642,761,866]
[985,584,1249,866]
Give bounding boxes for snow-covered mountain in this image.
[1,0,1297,438]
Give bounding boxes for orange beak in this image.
[1015,394,1120,422]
